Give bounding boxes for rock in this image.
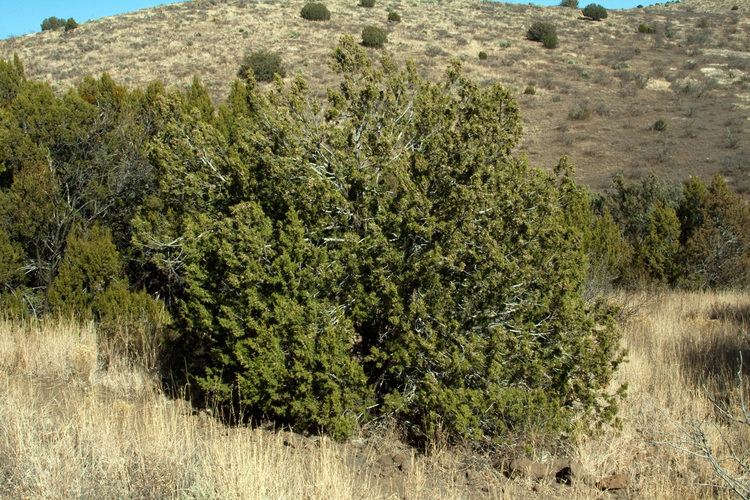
[596,472,629,491]
[392,452,413,473]
[509,458,550,481]
[554,460,583,486]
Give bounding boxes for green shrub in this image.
[40,17,77,32]
[359,0,375,7]
[582,4,608,20]
[387,11,401,22]
[568,101,591,120]
[478,51,488,60]
[300,3,331,21]
[678,176,750,289]
[64,18,78,32]
[638,23,655,33]
[560,0,579,7]
[47,225,125,318]
[138,36,625,447]
[40,17,66,31]
[238,50,286,82]
[604,174,682,285]
[93,281,170,370]
[361,25,387,48]
[524,84,536,94]
[652,118,667,131]
[527,21,558,49]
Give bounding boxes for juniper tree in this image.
[136,36,625,445]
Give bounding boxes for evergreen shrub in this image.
[300,3,331,21]
[527,21,558,49]
[582,4,608,20]
[361,25,387,48]
[238,50,286,82]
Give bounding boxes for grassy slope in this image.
[0,0,748,193]
[1,291,748,498]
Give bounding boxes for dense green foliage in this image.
[40,17,78,32]
[4,39,747,451]
[560,0,579,8]
[582,3,608,20]
[238,51,286,83]
[527,21,559,49]
[361,26,387,48]
[478,51,488,60]
[300,3,331,21]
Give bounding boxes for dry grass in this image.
[0,0,748,194]
[0,290,749,498]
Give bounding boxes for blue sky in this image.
[0,0,659,40]
[0,1,187,40]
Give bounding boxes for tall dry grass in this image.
[0,290,748,498]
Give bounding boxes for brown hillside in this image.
[1,0,748,193]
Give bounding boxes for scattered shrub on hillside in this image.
[478,51,488,60]
[638,23,655,34]
[652,118,667,131]
[387,11,401,22]
[731,5,739,10]
[300,3,331,21]
[40,17,77,32]
[238,50,286,82]
[524,84,536,94]
[64,18,78,32]
[582,4,608,20]
[527,21,558,49]
[361,25,387,48]
[568,101,591,120]
[359,0,375,7]
[560,0,579,8]
[40,17,65,31]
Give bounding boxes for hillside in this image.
[0,0,747,193]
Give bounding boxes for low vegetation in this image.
[361,25,386,47]
[526,21,559,49]
[40,16,78,32]
[237,50,285,82]
[300,3,331,21]
[582,3,608,20]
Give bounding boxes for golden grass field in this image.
[1,290,748,498]
[0,0,748,194]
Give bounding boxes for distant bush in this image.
[387,11,401,22]
[238,50,286,82]
[478,51,488,60]
[638,23,655,33]
[524,84,537,95]
[731,5,739,10]
[582,4,608,20]
[652,118,667,131]
[300,3,331,21]
[64,18,78,32]
[359,0,375,7]
[560,0,579,8]
[41,16,77,32]
[361,25,387,48]
[568,101,591,120]
[527,21,558,49]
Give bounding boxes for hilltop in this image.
[0,0,748,193]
